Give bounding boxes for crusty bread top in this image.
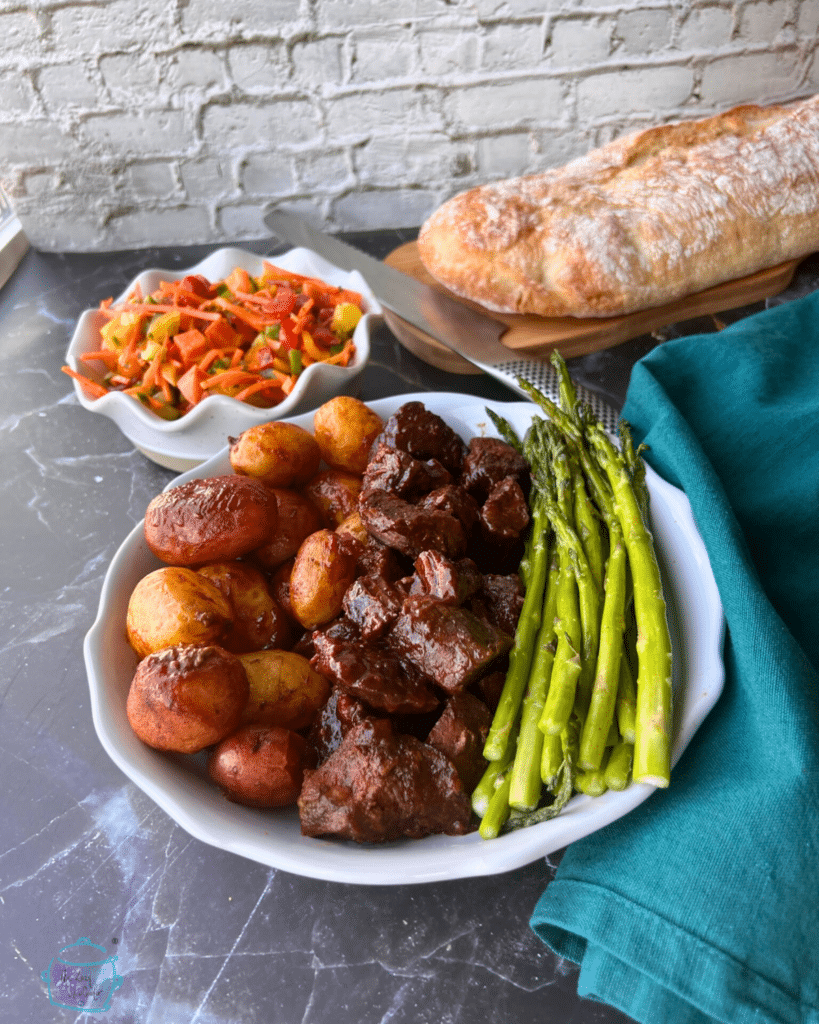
[417,95,819,318]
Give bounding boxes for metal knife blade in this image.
[265,210,619,432]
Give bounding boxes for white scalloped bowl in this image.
[84,394,726,885]
[65,246,382,471]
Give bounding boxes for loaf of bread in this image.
[417,95,819,318]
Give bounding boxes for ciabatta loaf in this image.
[417,95,819,318]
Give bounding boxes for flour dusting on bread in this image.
[418,96,819,318]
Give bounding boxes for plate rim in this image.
[84,393,726,884]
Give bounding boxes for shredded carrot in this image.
[60,261,363,417]
[61,365,109,398]
[201,369,260,391]
[115,302,222,322]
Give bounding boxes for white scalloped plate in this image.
[84,394,725,884]
[65,247,382,471]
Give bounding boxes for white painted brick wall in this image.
[1,0,817,252]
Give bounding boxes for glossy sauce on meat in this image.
[295,401,532,843]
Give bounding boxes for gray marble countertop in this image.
[2,230,817,1024]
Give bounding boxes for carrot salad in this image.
[62,262,364,420]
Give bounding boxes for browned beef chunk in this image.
[426,692,493,793]
[342,574,404,639]
[359,490,466,560]
[460,436,530,501]
[355,536,405,582]
[387,594,513,693]
[417,484,480,534]
[361,443,452,501]
[307,686,370,764]
[479,477,530,543]
[298,717,472,842]
[311,627,439,715]
[411,551,483,606]
[372,401,467,474]
[471,573,525,638]
[471,669,507,713]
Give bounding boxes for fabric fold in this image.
[530,291,819,1024]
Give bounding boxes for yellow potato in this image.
[335,510,369,545]
[229,421,321,487]
[239,649,331,730]
[313,396,383,474]
[289,529,358,629]
[197,561,291,653]
[126,566,232,658]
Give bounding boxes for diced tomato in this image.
[204,317,240,348]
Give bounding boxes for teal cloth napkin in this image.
[530,291,819,1024]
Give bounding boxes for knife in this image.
[264,210,620,433]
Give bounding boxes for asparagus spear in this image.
[578,514,627,771]
[587,424,673,787]
[604,740,634,791]
[508,545,560,809]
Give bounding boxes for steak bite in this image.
[372,401,467,474]
[479,476,530,543]
[471,573,526,638]
[342,574,405,639]
[298,717,473,842]
[426,692,493,793]
[411,551,483,606]
[361,443,452,502]
[311,626,440,715]
[306,685,370,764]
[416,484,480,534]
[387,594,513,694]
[359,490,467,560]
[460,436,530,501]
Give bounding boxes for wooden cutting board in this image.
[383,241,802,375]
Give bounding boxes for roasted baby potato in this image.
[126,566,232,657]
[229,421,321,487]
[126,644,249,754]
[144,475,277,566]
[251,488,324,571]
[197,561,291,653]
[269,557,296,619]
[313,396,384,474]
[335,509,369,545]
[239,649,330,730]
[289,529,358,629]
[302,469,362,527]
[208,725,307,807]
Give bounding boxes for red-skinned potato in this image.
[126,566,232,658]
[313,396,384,474]
[197,561,291,653]
[126,644,249,754]
[229,421,321,487]
[302,469,362,527]
[144,475,277,566]
[239,649,330,730]
[251,488,323,571]
[289,529,359,629]
[208,725,307,808]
